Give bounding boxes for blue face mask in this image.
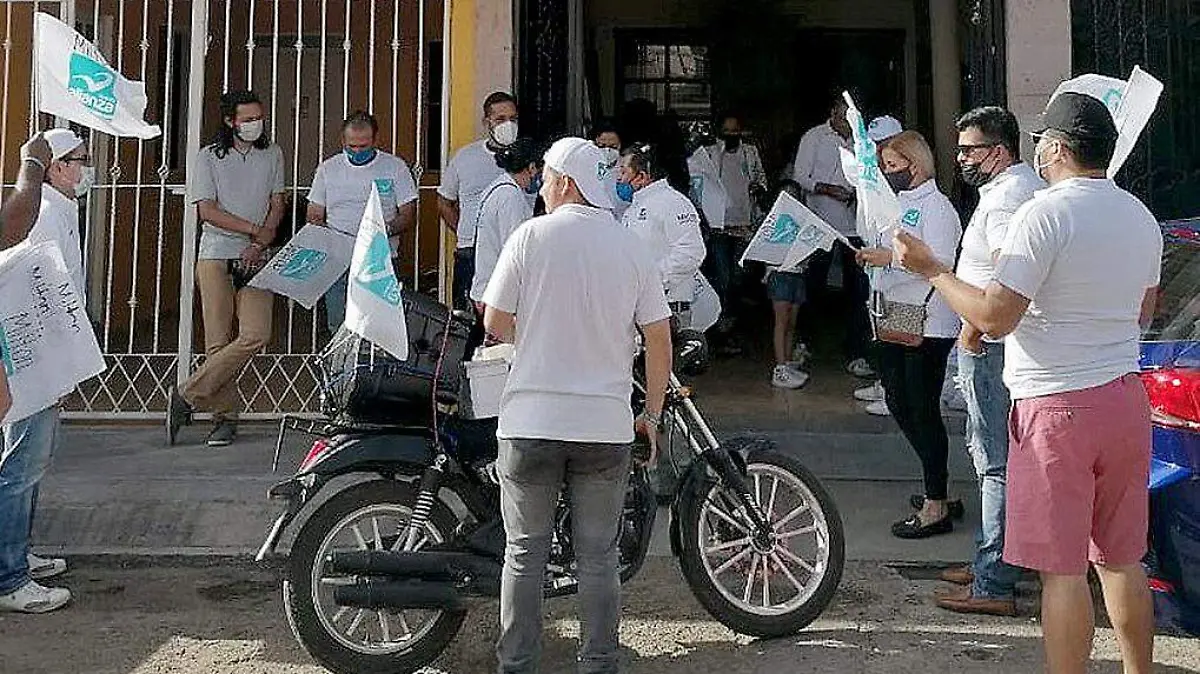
[345,146,377,166]
[526,173,543,195]
[616,181,636,203]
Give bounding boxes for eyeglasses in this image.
[62,154,91,163]
[955,143,996,157]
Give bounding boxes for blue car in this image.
[1139,217,1200,636]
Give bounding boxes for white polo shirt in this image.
[437,139,504,249]
[622,179,706,303]
[308,151,418,235]
[876,180,962,338]
[957,162,1043,290]
[33,186,86,301]
[995,178,1163,399]
[483,203,671,443]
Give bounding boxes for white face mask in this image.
[1034,139,1060,182]
[74,166,95,197]
[491,120,519,147]
[599,147,620,168]
[236,119,264,143]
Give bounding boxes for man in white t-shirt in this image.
[438,91,517,310]
[307,110,418,331]
[0,129,88,615]
[933,106,1044,617]
[896,92,1162,674]
[482,137,672,674]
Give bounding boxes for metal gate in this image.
[0,0,449,419]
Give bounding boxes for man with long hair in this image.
[167,90,286,448]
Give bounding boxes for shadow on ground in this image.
[0,557,1195,674]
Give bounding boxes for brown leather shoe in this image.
[939,564,974,586]
[934,586,1017,617]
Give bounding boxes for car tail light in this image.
[299,438,333,471]
[1140,368,1200,431]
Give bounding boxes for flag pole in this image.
[30,11,40,134]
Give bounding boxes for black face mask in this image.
[960,162,995,188]
[885,168,914,193]
[722,134,742,151]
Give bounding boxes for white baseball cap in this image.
[867,116,903,143]
[542,137,613,211]
[43,128,86,161]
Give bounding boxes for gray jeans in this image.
[496,438,632,674]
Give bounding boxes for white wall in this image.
[1005,0,1072,159]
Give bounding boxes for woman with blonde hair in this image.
[856,130,963,539]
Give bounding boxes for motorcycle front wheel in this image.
[677,448,845,638]
[283,479,467,674]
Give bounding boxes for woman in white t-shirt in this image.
[856,130,963,541]
[470,138,540,311]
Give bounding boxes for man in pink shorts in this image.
[893,91,1163,674]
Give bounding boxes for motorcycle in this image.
[256,293,845,674]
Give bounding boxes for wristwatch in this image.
[642,410,662,429]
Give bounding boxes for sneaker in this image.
[854,381,886,402]
[864,400,891,416]
[0,580,71,613]
[205,420,238,448]
[771,365,809,390]
[846,358,876,378]
[27,553,66,581]
[166,386,193,446]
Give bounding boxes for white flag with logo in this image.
[843,91,903,244]
[687,147,728,230]
[1049,66,1163,179]
[741,192,848,271]
[248,225,354,309]
[34,13,162,139]
[345,185,408,360]
[0,241,106,425]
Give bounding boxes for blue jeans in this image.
[496,438,631,674]
[0,406,61,594]
[323,272,350,334]
[958,342,1021,599]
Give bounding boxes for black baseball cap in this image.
[1034,91,1118,141]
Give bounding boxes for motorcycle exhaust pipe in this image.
[328,550,501,583]
[334,578,464,611]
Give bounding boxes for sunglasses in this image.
[955,143,997,157]
[62,154,91,163]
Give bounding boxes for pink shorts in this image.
[1004,374,1152,575]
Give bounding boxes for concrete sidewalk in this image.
[36,409,979,565]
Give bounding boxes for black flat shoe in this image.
[908,494,965,520]
[892,513,954,539]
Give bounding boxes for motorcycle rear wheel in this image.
[283,479,467,674]
[677,449,845,638]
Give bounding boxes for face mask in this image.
[599,147,620,168]
[1034,140,1059,182]
[884,168,913,193]
[345,146,377,166]
[491,120,519,147]
[74,166,95,197]
[722,135,742,151]
[959,162,993,188]
[525,173,543,195]
[615,181,636,203]
[236,119,264,143]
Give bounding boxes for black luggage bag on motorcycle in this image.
[319,290,472,426]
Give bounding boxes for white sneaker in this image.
[864,400,891,417]
[28,553,67,581]
[0,580,71,613]
[854,381,886,402]
[772,365,809,390]
[846,358,876,378]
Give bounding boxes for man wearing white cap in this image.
[0,128,94,614]
[616,143,706,327]
[482,137,672,674]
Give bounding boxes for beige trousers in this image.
[180,259,273,419]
